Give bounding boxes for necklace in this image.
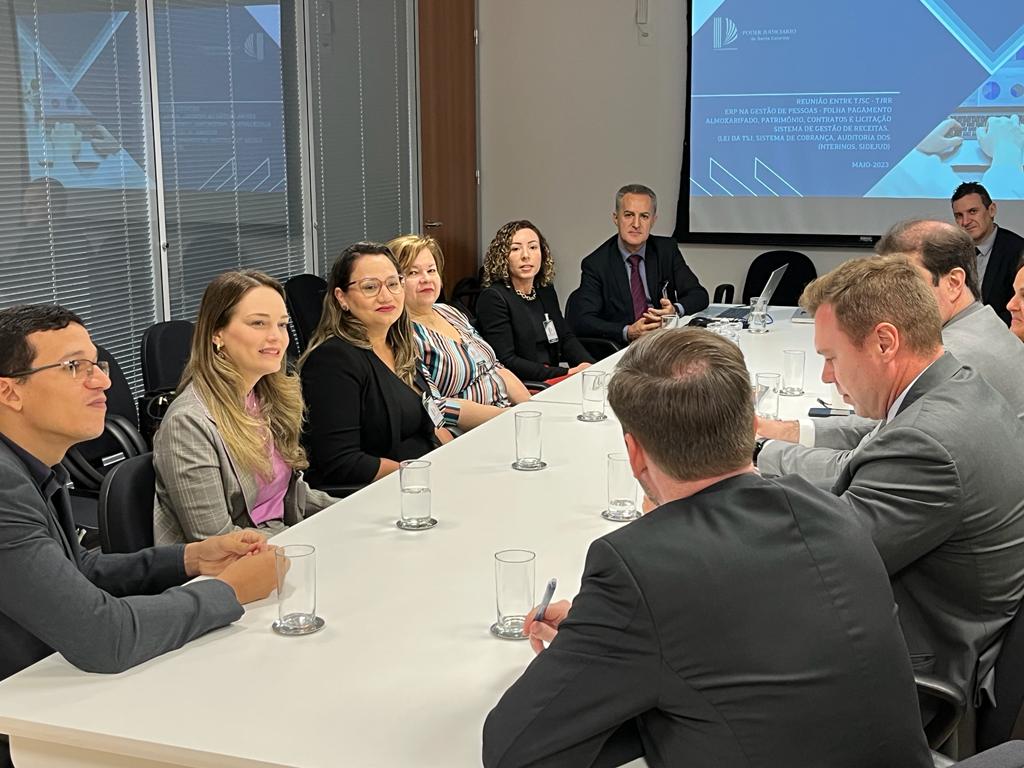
[512,285,537,301]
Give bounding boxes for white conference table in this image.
[0,307,827,768]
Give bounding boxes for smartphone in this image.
[808,406,853,417]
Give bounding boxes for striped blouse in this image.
[413,303,511,433]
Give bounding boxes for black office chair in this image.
[140,320,194,392]
[284,274,327,354]
[98,453,155,554]
[977,606,1024,750]
[917,673,968,753]
[450,267,485,320]
[563,288,625,362]
[713,250,818,306]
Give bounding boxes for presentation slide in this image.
[682,0,1024,240]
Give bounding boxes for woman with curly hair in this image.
[153,270,336,544]
[389,234,530,435]
[476,220,593,383]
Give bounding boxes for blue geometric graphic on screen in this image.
[754,158,802,197]
[709,157,757,196]
[17,13,147,189]
[918,0,1024,74]
[692,0,729,36]
[245,5,281,47]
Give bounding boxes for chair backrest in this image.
[741,250,817,306]
[141,320,194,392]
[978,606,1024,750]
[284,274,327,353]
[98,453,156,554]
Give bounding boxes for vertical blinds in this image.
[153,0,305,321]
[308,0,413,273]
[0,0,158,390]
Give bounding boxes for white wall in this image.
[478,0,860,302]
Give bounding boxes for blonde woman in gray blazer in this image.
[153,271,334,545]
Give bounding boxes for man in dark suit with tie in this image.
[566,184,708,345]
[483,329,932,768]
[952,181,1024,325]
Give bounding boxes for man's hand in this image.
[523,599,571,654]
[626,315,663,341]
[566,362,592,375]
[216,549,279,605]
[646,298,677,319]
[978,115,1024,166]
[184,530,269,577]
[917,118,963,157]
[755,417,800,443]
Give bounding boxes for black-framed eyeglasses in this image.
[345,276,404,298]
[0,358,110,381]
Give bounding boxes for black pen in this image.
[534,578,557,621]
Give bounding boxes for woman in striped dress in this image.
[389,235,530,435]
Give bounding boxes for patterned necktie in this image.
[628,254,648,321]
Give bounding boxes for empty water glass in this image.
[781,350,805,396]
[748,295,769,334]
[490,549,535,640]
[397,460,436,530]
[755,372,781,419]
[602,452,641,523]
[272,545,324,636]
[512,411,546,471]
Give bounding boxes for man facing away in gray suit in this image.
[484,329,932,768]
[753,256,1024,717]
[0,305,279,768]
[758,220,1024,487]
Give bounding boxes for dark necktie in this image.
[628,254,648,321]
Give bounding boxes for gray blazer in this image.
[0,437,242,686]
[153,384,335,545]
[797,354,1024,702]
[760,302,1024,486]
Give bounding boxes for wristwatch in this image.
[752,437,769,466]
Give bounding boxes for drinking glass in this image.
[272,545,324,636]
[397,460,436,530]
[602,452,641,522]
[748,295,768,334]
[781,350,805,396]
[578,371,608,422]
[512,411,546,470]
[755,372,781,419]
[490,549,535,640]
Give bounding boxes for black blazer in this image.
[300,337,437,486]
[475,283,594,382]
[984,226,1024,325]
[483,473,932,768]
[566,234,709,342]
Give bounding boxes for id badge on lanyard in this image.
[542,313,559,344]
[422,393,444,427]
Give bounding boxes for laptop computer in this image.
[710,263,788,320]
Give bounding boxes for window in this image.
[0,0,158,390]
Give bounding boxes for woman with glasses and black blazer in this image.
[298,242,453,487]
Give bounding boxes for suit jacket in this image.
[566,234,709,342]
[300,336,439,486]
[780,354,1024,703]
[984,226,1024,325]
[483,473,932,768]
[475,283,594,381]
[152,384,336,545]
[760,301,1024,488]
[0,436,242,747]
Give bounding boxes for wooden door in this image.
[417,0,478,292]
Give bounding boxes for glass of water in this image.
[602,452,641,522]
[748,295,769,334]
[397,460,436,530]
[578,371,608,422]
[490,549,535,640]
[512,411,546,471]
[272,544,324,636]
[755,372,781,419]
[781,349,805,396]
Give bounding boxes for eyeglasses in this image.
[0,358,110,381]
[345,276,404,298]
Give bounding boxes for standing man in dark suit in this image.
[952,181,1024,325]
[483,330,932,768]
[566,184,708,345]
